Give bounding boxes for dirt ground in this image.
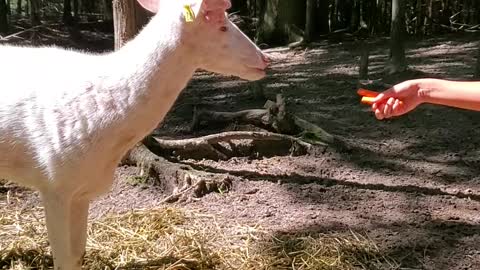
[2,22,480,269]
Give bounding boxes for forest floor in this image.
[1,21,480,270]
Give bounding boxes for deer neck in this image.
[106,10,197,135]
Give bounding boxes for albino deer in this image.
[0,0,269,269]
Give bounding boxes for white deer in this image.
[0,0,269,269]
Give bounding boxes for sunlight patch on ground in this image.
[409,42,478,57]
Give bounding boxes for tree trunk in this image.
[63,0,73,25]
[231,0,248,14]
[6,0,10,15]
[416,0,424,35]
[112,0,137,50]
[351,0,360,31]
[424,0,432,35]
[472,0,479,25]
[388,0,407,74]
[462,0,470,25]
[112,0,149,45]
[304,0,316,42]
[359,41,369,80]
[0,0,8,33]
[475,45,480,79]
[103,0,113,21]
[73,0,79,19]
[330,0,336,31]
[256,0,306,46]
[334,0,341,29]
[255,0,265,19]
[317,0,329,34]
[375,0,385,34]
[358,0,368,34]
[29,0,40,25]
[16,0,21,14]
[334,0,352,30]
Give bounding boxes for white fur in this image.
[0,0,268,269]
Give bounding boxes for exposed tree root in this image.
[124,144,233,203]
[192,94,335,146]
[121,94,343,201]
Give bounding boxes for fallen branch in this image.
[142,131,314,161]
[0,23,61,41]
[192,94,335,146]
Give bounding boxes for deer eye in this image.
[220,26,228,32]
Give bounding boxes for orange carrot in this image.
[357,89,379,97]
[361,96,376,104]
[358,88,404,106]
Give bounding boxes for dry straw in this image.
[1,184,398,270]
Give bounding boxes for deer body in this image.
[0,0,268,269]
[0,15,194,194]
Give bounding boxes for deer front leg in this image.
[41,192,80,270]
[70,197,90,268]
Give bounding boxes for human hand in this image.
[372,80,424,120]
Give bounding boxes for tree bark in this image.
[0,0,8,34]
[73,0,79,19]
[304,0,316,43]
[462,0,470,25]
[231,0,248,14]
[16,0,21,14]
[374,0,386,34]
[475,45,480,79]
[317,0,329,34]
[388,0,407,74]
[103,0,113,21]
[113,0,137,50]
[416,0,424,35]
[359,41,369,80]
[29,0,40,25]
[424,0,432,34]
[351,0,360,31]
[256,0,306,46]
[63,0,73,25]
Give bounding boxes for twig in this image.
[0,23,62,41]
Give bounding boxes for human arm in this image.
[372,78,480,120]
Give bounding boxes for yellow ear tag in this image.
[183,5,195,22]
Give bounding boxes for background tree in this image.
[103,0,114,21]
[73,0,78,19]
[0,0,8,34]
[388,0,407,74]
[256,0,306,46]
[16,0,21,15]
[0,0,478,77]
[304,0,316,42]
[112,0,149,50]
[475,45,480,79]
[63,0,73,25]
[28,0,40,25]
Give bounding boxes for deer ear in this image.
[137,0,159,13]
[195,0,230,24]
[202,0,231,11]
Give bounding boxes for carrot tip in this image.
[360,96,375,105]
